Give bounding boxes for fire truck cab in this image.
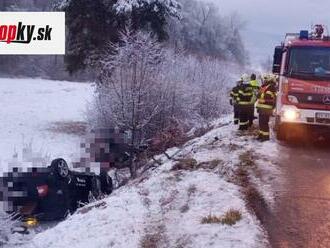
[273,25,330,140]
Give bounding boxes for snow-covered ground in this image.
[26,119,280,248]
[0,78,93,171]
[0,78,281,248]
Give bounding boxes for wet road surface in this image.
[267,141,330,248]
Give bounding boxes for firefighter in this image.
[237,74,255,131]
[250,73,260,90]
[256,74,277,141]
[249,73,259,126]
[230,79,242,125]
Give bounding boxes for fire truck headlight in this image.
[282,108,300,121]
[288,95,299,103]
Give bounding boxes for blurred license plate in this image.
[316,113,330,119]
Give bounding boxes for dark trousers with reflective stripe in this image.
[234,104,239,125]
[239,105,253,130]
[258,109,272,139]
[247,105,255,127]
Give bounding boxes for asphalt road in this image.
[267,141,330,248]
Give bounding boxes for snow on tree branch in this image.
[88,27,235,138]
[114,0,180,17]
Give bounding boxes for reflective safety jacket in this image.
[256,83,277,110]
[237,84,255,106]
[250,80,260,90]
[230,85,240,104]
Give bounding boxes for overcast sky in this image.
[209,0,330,64]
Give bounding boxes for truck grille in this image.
[289,92,330,105]
[315,118,330,124]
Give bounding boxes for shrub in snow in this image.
[201,214,223,224]
[221,209,242,226]
[201,210,242,226]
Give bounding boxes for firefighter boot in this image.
[257,134,270,142]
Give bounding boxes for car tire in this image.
[100,170,113,195]
[50,158,70,179]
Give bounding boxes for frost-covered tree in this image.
[91,30,165,177]
[167,0,248,65]
[55,0,180,73]
[88,29,234,173]
[160,51,231,124]
[55,0,115,73]
[114,0,180,41]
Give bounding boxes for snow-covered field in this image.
[0,78,93,171]
[0,78,281,248]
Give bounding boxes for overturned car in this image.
[0,158,113,224]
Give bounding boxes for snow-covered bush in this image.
[161,50,232,123]
[87,29,234,177]
[93,29,165,139]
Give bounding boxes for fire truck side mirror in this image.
[273,46,283,74]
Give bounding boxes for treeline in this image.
[168,0,247,64]
[0,0,247,80]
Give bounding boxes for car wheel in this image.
[50,158,69,179]
[100,170,113,195]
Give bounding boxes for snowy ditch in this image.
[14,117,281,248]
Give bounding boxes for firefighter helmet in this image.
[262,74,276,84]
[240,73,250,83]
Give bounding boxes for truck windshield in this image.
[287,47,330,81]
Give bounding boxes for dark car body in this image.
[0,158,112,222]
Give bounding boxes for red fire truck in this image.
[273,25,330,140]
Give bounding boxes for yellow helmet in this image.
[262,74,276,84]
[261,74,270,81]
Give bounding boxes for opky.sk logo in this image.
[0,22,52,44]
